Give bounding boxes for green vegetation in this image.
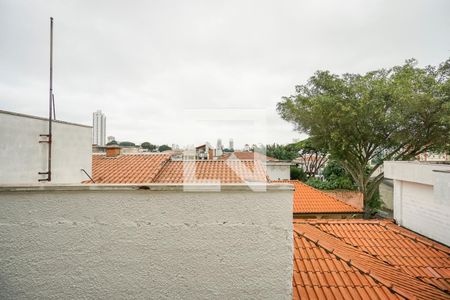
[277,58,450,216]
[141,142,157,151]
[306,160,356,190]
[265,143,297,160]
[290,166,307,181]
[119,141,136,147]
[106,140,118,146]
[158,144,172,152]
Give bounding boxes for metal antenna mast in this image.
[39,17,54,182]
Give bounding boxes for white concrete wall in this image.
[0,184,293,299]
[0,110,92,184]
[267,163,291,180]
[385,161,450,245]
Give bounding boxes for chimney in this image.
[106,145,121,157]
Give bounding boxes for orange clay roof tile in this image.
[219,151,279,161]
[153,160,268,183]
[88,153,171,183]
[275,180,363,214]
[293,219,450,300]
[86,155,269,184]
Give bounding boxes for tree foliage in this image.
[265,143,297,160]
[119,141,136,147]
[106,140,118,146]
[158,144,172,152]
[291,138,328,177]
[277,58,450,216]
[141,142,157,151]
[290,166,307,181]
[306,160,357,190]
[265,140,327,178]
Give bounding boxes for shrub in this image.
[290,166,307,181]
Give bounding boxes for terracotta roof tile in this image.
[86,154,269,184]
[275,180,363,214]
[293,219,450,300]
[88,153,171,183]
[153,160,268,183]
[219,151,279,161]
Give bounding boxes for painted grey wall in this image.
[0,110,92,184]
[0,186,293,299]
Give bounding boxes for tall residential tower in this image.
[93,110,106,146]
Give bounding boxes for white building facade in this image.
[384,161,450,246]
[93,110,106,146]
[0,110,92,184]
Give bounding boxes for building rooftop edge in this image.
[384,160,449,166]
[0,183,294,192]
[0,109,92,128]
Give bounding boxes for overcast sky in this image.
[1,0,449,148]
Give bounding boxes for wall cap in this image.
[0,183,294,192]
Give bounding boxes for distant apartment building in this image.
[216,138,223,150]
[229,138,234,150]
[107,136,115,143]
[92,110,106,146]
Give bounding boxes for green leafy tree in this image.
[141,142,157,151]
[290,166,307,181]
[277,58,450,217]
[158,144,172,152]
[306,160,357,191]
[106,140,118,146]
[290,138,327,177]
[322,160,353,182]
[266,143,297,160]
[119,141,136,147]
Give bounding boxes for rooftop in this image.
[89,153,170,183]
[153,160,268,183]
[0,109,92,128]
[87,154,269,184]
[293,219,450,300]
[219,151,279,161]
[275,180,363,214]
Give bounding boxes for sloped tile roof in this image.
[153,160,268,183]
[274,180,362,214]
[293,219,450,300]
[89,153,171,183]
[219,151,279,161]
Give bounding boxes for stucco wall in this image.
[0,185,293,299]
[0,110,92,184]
[385,161,450,246]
